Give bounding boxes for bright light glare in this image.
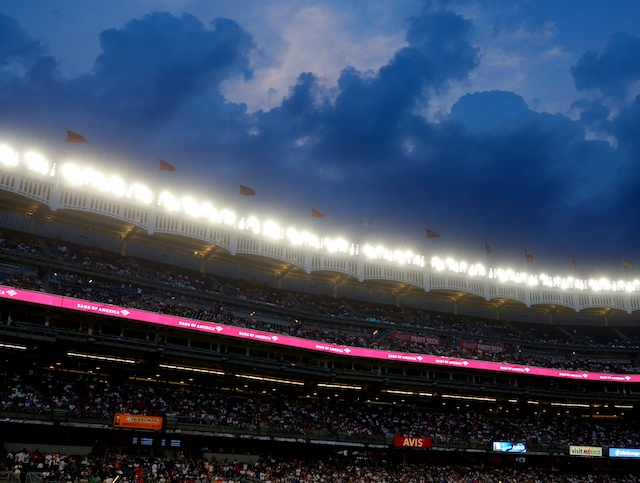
[127,183,153,204]
[0,145,18,167]
[24,152,49,176]
[182,196,203,217]
[238,216,260,234]
[431,257,445,271]
[364,244,423,266]
[106,176,126,197]
[221,209,235,225]
[325,237,349,253]
[61,163,81,184]
[262,220,282,239]
[468,264,485,277]
[10,149,640,295]
[158,191,180,212]
[286,228,321,249]
[363,244,384,260]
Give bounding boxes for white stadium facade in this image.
[0,144,639,327]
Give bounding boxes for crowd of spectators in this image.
[2,368,640,450]
[3,450,640,483]
[3,234,640,481]
[0,233,639,376]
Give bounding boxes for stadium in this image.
[1,145,640,482]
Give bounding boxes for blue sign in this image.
[492,442,527,453]
[609,448,640,459]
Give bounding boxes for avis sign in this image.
[393,437,432,449]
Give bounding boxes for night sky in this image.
[2,1,640,277]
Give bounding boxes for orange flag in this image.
[524,249,534,264]
[426,229,440,239]
[239,185,256,196]
[159,159,176,171]
[311,207,324,219]
[66,129,87,143]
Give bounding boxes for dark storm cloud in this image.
[0,13,47,66]
[607,96,640,224]
[254,10,479,172]
[0,13,66,137]
[450,90,534,132]
[0,6,638,268]
[571,32,640,100]
[86,13,254,123]
[568,32,640,255]
[247,13,620,259]
[0,11,258,178]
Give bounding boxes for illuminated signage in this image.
[492,442,526,453]
[569,446,603,457]
[113,413,163,431]
[393,437,432,449]
[609,448,640,459]
[2,285,640,383]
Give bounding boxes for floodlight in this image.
[263,220,282,239]
[158,191,180,211]
[0,145,18,167]
[246,216,260,234]
[181,196,206,217]
[362,244,375,259]
[325,237,348,253]
[24,151,50,176]
[303,231,320,249]
[221,209,236,225]
[431,257,445,271]
[89,171,107,192]
[287,228,303,245]
[127,183,153,204]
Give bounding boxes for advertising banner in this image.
[458,341,506,353]
[609,448,640,459]
[393,437,432,449]
[2,285,640,383]
[113,413,163,431]
[569,446,603,457]
[390,332,441,346]
[492,442,526,453]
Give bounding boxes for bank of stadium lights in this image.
[0,147,417,264]
[157,190,236,225]
[362,244,424,267]
[6,145,640,292]
[262,220,283,239]
[237,215,261,234]
[0,145,19,167]
[431,256,485,276]
[430,255,640,292]
[128,183,154,205]
[62,162,127,198]
[0,146,54,177]
[24,152,52,176]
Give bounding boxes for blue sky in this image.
[2,0,640,276]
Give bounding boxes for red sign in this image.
[113,413,163,431]
[390,332,441,346]
[393,437,432,449]
[459,341,505,353]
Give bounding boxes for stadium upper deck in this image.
[0,151,639,326]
